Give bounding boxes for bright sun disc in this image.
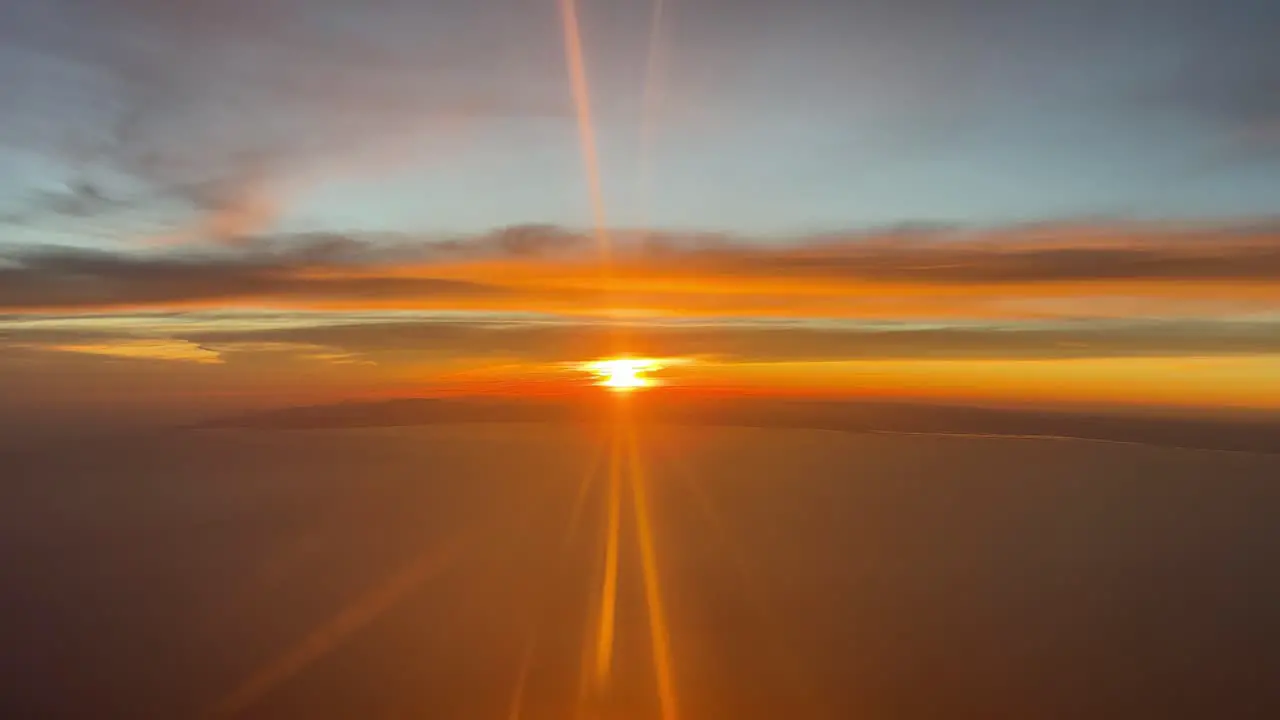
[583,358,663,391]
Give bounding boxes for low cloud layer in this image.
[5,311,1280,366]
[0,243,503,309]
[191,317,1280,364]
[1,222,1277,317]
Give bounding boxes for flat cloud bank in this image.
[194,396,1280,456]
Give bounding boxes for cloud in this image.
[180,317,1280,363]
[644,226,1280,284]
[0,181,122,225]
[0,0,559,243]
[206,340,375,365]
[31,338,222,363]
[0,243,505,309]
[6,311,1280,365]
[1,222,1278,316]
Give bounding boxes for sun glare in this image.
[583,358,663,391]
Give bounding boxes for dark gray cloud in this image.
[1,222,1278,310]
[7,315,1280,364]
[0,244,501,309]
[703,237,1280,283]
[0,180,130,239]
[192,318,1280,362]
[415,221,1280,284]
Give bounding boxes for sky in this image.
[1,0,1279,421]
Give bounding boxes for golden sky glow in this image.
[4,224,1280,413]
[4,0,1280,428]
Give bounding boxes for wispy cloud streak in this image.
[0,222,1277,315]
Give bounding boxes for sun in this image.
[582,358,663,392]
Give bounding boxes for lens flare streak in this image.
[510,441,609,720]
[636,0,669,233]
[202,540,462,718]
[574,403,682,719]
[559,1,680,714]
[593,431,624,687]
[557,0,613,270]
[626,419,681,720]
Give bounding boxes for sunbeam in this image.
[507,438,609,720]
[593,429,624,688]
[649,434,751,583]
[650,433,827,717]
[636,0,670,234]
[625,417,681,720]
[201,538,463,718]
[506,633,538,720]
[201,469,555,719]
[557,0,613,272]
[561,436,610,553]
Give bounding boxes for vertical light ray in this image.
[636,0,669,233]
[625,418,680,720]
[510,440,608,720]
[506,634,538,720]
[593,429,624,687]
[558,0,613,270]
[575,586,598,718]
[561,436,609,552]
[649,435,749,580]
[650,434,826,716]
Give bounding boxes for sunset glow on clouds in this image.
[3,0,1280,418]
[4,223,1280,316]
[2,221,1279,412]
